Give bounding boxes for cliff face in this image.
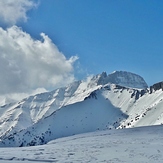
[150,81,163,93]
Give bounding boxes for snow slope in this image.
[0,125,163,163]
[0,87,128,146]
[0,71,163,147]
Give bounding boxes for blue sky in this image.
[21,0,163,86]
[0,0,163,96]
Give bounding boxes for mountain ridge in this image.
[0,71,162,147]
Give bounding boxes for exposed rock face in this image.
[150,82,163,93]
[96,71,148,89]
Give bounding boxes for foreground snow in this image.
[0,125,163,163]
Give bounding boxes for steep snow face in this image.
[0,79,101,139]
[0,88,128,147]
[95,71,148,89]
[102,85,163,129]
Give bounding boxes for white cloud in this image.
[0,26,78,95]
[0,0,37,25]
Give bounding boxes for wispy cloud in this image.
[0,0,37,25]
[0,26,78,95]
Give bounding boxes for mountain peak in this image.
[96,71,148,89]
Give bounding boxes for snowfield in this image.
[0,125,163,163]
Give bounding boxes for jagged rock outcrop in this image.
[150,81,163,93]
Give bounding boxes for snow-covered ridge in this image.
[0,71,162,147]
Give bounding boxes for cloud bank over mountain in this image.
[0,1,78,98]
[0,26,78,95]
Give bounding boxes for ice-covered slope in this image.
[0,71,162,147]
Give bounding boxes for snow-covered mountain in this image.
[0,71,163,147]
[94,71,148,89]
